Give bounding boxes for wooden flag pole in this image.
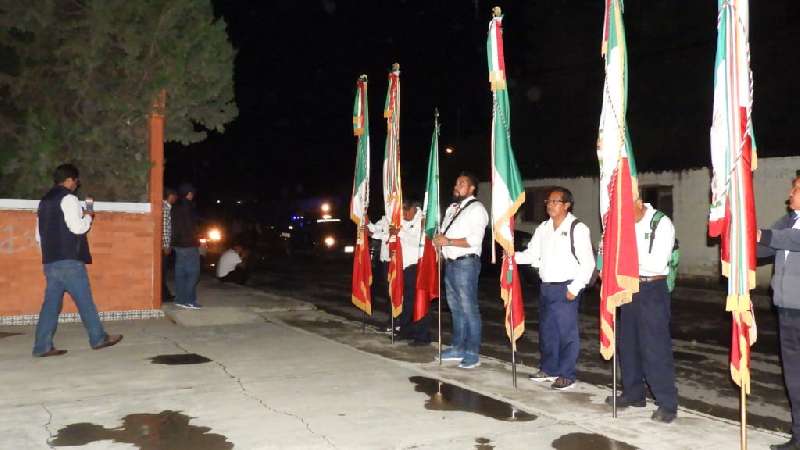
[506,253,518,389]
[741,384,747,450]
[613,307,618,418]
[437,248,443,365]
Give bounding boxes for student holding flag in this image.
[515,187,594,391]
[392,199,424,342]
[433,173,489,369]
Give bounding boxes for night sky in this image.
[165,0,800,219]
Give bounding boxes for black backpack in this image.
[569,219,599,288]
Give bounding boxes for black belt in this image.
[445,253,479,262]
[542,280,571,286]
[639,275,666,283]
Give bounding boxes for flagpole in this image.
[613,307,618,418]
[507,253,517,389]
[741,384,747,450]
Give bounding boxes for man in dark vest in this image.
[172,183,202,309]
[33,164,123,357]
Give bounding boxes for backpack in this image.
[649,210,680,292]
[569,219,599,288]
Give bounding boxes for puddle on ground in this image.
[0,332,23,339]
[475,437,495,449]
[149,353,212,365]
[50,410,233,449]
[410,376,536,422]
[551,432,637,450]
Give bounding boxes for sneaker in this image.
[528,370,557,383]
[604,395,646,408]
[174,303,190,309]
[651,407,677,424]
[439,348,464,361]
[184,303,203,310]
[458,357,481,369]
[551,377,575,391]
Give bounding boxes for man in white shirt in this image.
[391,198,429,344]
[367,215,392,331]
[33,164,123,357]
[607,199,679,423]
[516,187,594,391]
[216,243,249,285]
[433,172,489,369]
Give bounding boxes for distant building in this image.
[478,156,800,287]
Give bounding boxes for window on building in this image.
[640,185,673,218]
[521,186,555,224]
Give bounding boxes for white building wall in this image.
[478,156,800,287]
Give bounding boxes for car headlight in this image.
[324,236,335,248]
[208,228,222,242]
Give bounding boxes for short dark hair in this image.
[549,186,574,212]
[403,196,421,209]
[164,187,177,199]
[459,171,480,195]
[53,164,79,185]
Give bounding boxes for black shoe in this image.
[408,340,431,347]
[771,439,800,450]
[605,395,645,408]
[651,407,677,424]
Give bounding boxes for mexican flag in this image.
[597,0,640,360]
[384,63,404,319]
[350,75,372,314]
[414,112,441,322]
[488,8,525,350]
[709,0,758,394]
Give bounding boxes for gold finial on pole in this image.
[391,62,400,72]
[492,6,502,18]
[359,74,367,82]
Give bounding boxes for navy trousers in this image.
[618,279,678,412]
[538,281,581,381]
[778,307,800,438]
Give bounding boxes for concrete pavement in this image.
[0,278,789,449]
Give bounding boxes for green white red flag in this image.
[350,75,372,315]
[488,8,525,351]
[597,0,640,360]
[384,63,404,319]
[414,112,441,322]
[709,0,758,394]
[350,75,373,314]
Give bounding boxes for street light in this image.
[321,202,331,213]
[445,147,455,155]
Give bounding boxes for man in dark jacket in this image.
[171,183,202,309]
[758,175,800,450]
[33,164,122,357]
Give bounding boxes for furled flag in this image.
[488,7,525,351]
[350,75,372,315]
[384,63,404,318]
[414,111,441,322]
[709,0,758,394]
[597,0,640,360]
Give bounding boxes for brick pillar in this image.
[149,91,166,308]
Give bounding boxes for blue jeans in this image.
[33,260,107,355]
[174,247,200,305]
[444,256,482,359]
[777,307,800,438]
[618,279,678,412]
[538,282,581,380]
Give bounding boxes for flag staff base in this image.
[437,250,443,365]
[391,313,395,345]
[741,384,747,450]
[613,307,618,418]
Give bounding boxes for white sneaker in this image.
[528,370,557,382]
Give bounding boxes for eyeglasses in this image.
[543,199,566,205]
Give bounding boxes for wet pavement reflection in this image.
[410,376,536,421]
[551,432,637,450]
[474,436,495,449]
[149,353,212,365]
[50,410,233,449]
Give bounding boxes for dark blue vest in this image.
[38,185,92,264]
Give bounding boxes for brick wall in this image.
[0,206,157,316]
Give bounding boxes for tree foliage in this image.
[0,1,237,200]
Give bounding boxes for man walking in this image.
[516,187,594,390]
[33,164,122,357]
[433,172,489,369]
[607,198,679,423]
[172,183,202,309]
[161,187,178,302]
[758,175,800,450]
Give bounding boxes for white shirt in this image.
[636,203,675,276]
[398,210,423,268]
[516,212,595,296]
[35,193,93,244]
[367,216,390,262]
[216,248,242,278]
[440,196,489,260]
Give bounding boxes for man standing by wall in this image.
[33,164,123,357]
[516,187,594,390]
[607,198,679,423]
[161,187,178,302]
[433,172,489,369]
[757,175,800,450]
[172,183,201,309]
